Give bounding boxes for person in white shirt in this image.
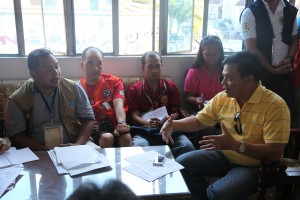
[240,0,298,109]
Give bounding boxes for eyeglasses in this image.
[234,112,243,135]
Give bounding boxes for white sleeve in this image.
[240,8,256,40]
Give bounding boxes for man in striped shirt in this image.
[161,51,290,200]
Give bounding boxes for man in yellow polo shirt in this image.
[160,51,290,200]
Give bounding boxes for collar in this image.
[247,83,264,104]
[143,79,164,91]
[262,0,285,12]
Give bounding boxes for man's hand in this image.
[0,138,11,154]
[160,115,175,145]
[199,122,239,151]
[115,123,130,136]
[148,117,161,128]
[270,58,292,75]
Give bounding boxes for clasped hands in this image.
[271,57,293,75]
[113,123,130,136]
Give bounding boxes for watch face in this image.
[239,141,245,153]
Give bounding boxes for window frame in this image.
[3,0,281,57]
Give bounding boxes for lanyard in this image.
[142,81,166,110]
[35,85,57,123]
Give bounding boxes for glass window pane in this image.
[22,0,66,55]
[0,1,18,54]
[74,0,113,54]
[167,0,194,53]
[119,0,154,55]
[207,0,245,53]
[191,0,204,53]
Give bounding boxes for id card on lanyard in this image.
[44,126,63,149]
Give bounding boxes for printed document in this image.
[0,147,39,168]
[123,150,184,182]
[142,106,168,123]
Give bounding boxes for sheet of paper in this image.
[0,147,39,168]
[123,150,184,182]
[68,152,110,176]
[123,165,157,182]
[49,145,110,176]
[286,167,300,172]
[54,145,102,170]
[48,150,68,175]
[0,165,23,197]
[142,106,168,122]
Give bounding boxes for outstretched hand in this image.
[199,122,238,151]
[160,114,176,145]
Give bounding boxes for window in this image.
[207,0,245,52]
[74,0,113,54]
[0,0,253,56]
[167,0,194,53]
[0,1,18,54]
[21,0,66,55]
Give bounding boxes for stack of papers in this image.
[123,150,184,182]
[0,165,23,197]
[48,145,110,176]
[0,147,39,197]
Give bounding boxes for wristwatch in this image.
[238,141,246,153]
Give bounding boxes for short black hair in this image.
[221,51,261,81]
[81,47,103,60]
[67,180,140,200]
[141,51,162,65]
[27,48,54,70]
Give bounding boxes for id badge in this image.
[44,126,63,150]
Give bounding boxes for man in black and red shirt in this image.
[127,51,194,158]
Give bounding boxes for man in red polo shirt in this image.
[127,51,194,158]
[79,47,131,148]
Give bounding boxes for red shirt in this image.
[80,73,127,126]
[127,79,180,114]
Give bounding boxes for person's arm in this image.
[113,98,130,134]
[199,123,285,161]
[113,98,126,123]
[10,132,48,151]
[74,119,94,145]
[131,110,151,127]
[161,115,207,144]
[244,38,274,72]
[5,99,49,151]
[61,83,94,146]
[186,92,204,109]
[288,35,298,58]
[245,38,291,75]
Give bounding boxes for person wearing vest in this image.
[5,48,95,151]
[79,47,132,148]
[240,0,298,110]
